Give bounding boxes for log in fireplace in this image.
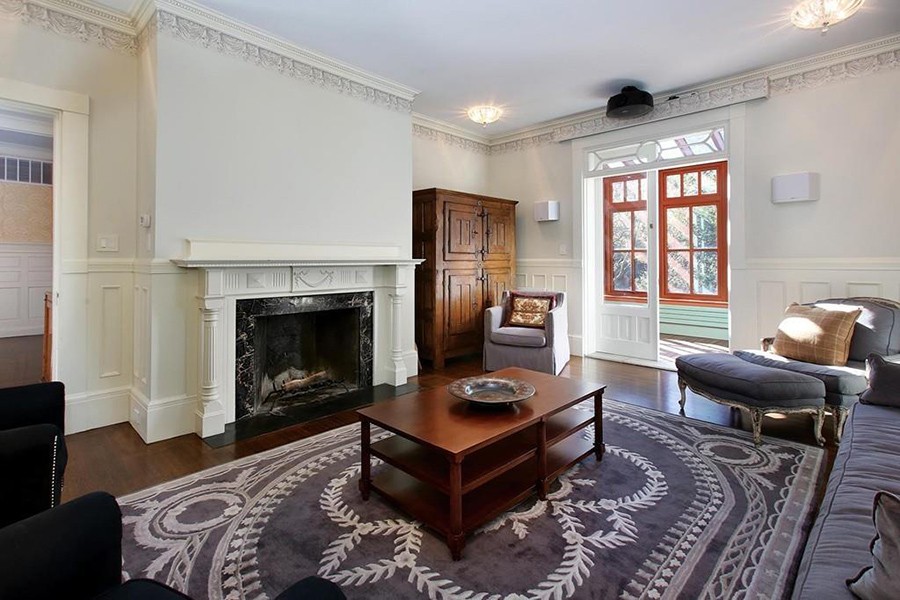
[234,292,373,420]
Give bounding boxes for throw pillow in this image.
[503,292,556,329]
[771,303,862,366]
[860,354,900,408]
[847,491,900,599]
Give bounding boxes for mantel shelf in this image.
[172,258,423,269]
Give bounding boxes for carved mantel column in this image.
[196,270,226,437]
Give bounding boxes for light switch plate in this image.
[96,234,119,252]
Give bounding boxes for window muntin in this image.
[587,127,725,173]
[603,172,649,301]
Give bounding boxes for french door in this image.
[593,160,728,361]
[594,171,660,360]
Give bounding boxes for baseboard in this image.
[569,334,583,356]
[586,351,677,372]
[0,325,43,338]
[65,386,131,434]
[130,388,197,443]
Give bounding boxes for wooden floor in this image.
[62,354,838,501]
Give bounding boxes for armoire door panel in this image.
[445,270,483,350]
[484,267,513,309]
[484,204,515,260]
[444,201,481,261]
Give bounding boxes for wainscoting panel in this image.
[516,259,583,355]
[0,243,51,337]
[100,285,123,378]
[731,260,900,350]
[799,281,832,303]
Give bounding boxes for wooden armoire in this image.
[413,188,517,368]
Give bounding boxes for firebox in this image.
[234,292,373,419]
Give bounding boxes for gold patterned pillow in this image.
[503,293,555,329]
[772,303,862,366]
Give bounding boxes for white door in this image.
[593,171,659,361]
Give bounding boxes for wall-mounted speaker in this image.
[771,172,819,203]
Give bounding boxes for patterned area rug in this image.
[119,399,824,599]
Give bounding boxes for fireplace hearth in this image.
[235,292,374,420]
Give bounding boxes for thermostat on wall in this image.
[771,172,819,203]
[534,200,559,222]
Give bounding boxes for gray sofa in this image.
[734,297,900,441]
[791,400,900,599]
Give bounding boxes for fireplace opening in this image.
[235,292,373,420]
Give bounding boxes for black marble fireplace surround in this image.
[235,292,373,420]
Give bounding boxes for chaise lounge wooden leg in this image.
[677,377,687,413]
[750,409,763,446]
[833,407,849,444]
[812,407,826,447]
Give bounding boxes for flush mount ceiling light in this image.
[790,0,865,33]
[467,105,503,127]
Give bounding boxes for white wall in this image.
[154,36,412,259]
[412,133,490,194]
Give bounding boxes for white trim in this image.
[412,113,490,144]
[740,257,900,271]
[35,0,134,32]
[129,388,197,442]
[586,351,677,373]
[517,258,582,270]
[65,385,131,434]
[0,78,89,115]
[0,109,53,136]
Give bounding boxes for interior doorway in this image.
[585,126,731,368]
[0,104,54,386]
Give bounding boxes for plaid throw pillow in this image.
[503,292,557,329]
[772,303,862,366]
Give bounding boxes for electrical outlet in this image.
[558,243,568,255]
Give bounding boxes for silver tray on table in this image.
[447,376,536,406]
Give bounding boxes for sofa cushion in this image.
[490,326,547,348]
[792,403,900,600]
[733,350,868,398]
[675,353,825,409]
[772,303,861,366]
[812,298,900,364]
[860,354,900,408]
[846,491,900,600]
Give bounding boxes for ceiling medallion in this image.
[790,0,865,33]
[467,105,503,127]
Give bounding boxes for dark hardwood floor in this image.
[62,355,838,501]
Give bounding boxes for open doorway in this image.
[585,126,730,368]
[0,106,53,387]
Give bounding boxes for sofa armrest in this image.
[0,424,68,527]
[761,337,775,352]
[0,381,65,432]
[0,491,122,600]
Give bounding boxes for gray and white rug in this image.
[119,399,825,599]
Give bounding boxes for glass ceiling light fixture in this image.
[467,105,503,127]
[790,0,865,33]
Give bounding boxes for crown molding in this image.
[153,0,418,109]
[412,113,490,155]
[0,0,137,53]
[416,33,900,156]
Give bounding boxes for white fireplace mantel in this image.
[172,240,422,438]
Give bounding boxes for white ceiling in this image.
[96,0,900,137]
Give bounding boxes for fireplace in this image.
[234,292,373,419]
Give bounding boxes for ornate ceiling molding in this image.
[412,114,490,155]
[417,33,900,156]
[0,0,137,54]
[152,0,418,113]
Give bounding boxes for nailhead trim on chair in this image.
[50,435,58,508]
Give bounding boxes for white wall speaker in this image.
[534,200,560,222]
[771,172,819,203]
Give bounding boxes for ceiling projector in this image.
[606,86,654,118]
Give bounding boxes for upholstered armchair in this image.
[484,291,570,375]
[0,381,67,528]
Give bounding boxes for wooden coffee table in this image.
[357,367,605,560]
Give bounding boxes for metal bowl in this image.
[447,376,536,405]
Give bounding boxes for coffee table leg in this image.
[448,456,465,560]
[359,419,371,500]
[537,420,548,500]
[594,391,605,460]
